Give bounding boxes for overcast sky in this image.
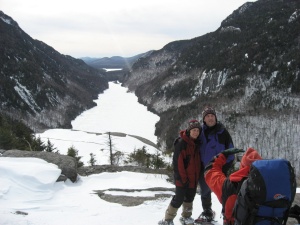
[1,0,256,58]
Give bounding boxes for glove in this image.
[183,180,189,188]
[222,148,245,158]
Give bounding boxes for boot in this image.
[180,202,194,225]
[158,204,178,225]
[165,204,178,221]
[201,196,212,211]
[195,208,215,223]
[195,197,214,223]
[181,202,193,218]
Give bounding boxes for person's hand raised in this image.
[222,148,245,158]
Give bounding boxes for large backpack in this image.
[234,159,297,225]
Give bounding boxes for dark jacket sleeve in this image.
[173,139,188,186]
[224,129,234,150]
[223,128,235,173]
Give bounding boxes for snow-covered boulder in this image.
[0,150,77,182]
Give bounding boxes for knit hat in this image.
[240,147,262,168]
[202,106,217,121]
[187,119,201,132]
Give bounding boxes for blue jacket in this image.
[200,122,234,167]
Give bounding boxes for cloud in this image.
[1,0,257,57]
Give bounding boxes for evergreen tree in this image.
[150,151,166,169]
[45,139,56,152]
[88,153,97,166]
[127,147,167,169]
[127,146,151,168]
[32,136,46,151]
[67,145,84,168]
[0,128,15,150]
[0,113,46,151]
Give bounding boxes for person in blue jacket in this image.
[195,106,234,223]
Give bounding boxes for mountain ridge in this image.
[0,11,109,131]
[121,0,300,176]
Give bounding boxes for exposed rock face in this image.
[0,150,77,182]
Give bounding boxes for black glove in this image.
[289,204,300,215]
[183,180,189,188]
[222,148,245,158]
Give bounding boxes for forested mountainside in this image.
[0,11,108,131]
[122,0,300,175]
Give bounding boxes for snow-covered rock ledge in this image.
[0,149,77,182]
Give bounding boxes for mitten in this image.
[222,148,245,158]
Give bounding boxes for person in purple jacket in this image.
[195,106,234,224]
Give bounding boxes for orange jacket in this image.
[204,153,250,225]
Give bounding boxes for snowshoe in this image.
[179,216,194,225]
[194,209,215,225]
[158,219,174,225]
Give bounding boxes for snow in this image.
[13,79,40,113]
[104,68,123,72]
[1,82,298,225]
[0,16,12,25]
[0,156,225,225]
[288,10,300,23]
[36,82,161,166]
[219,26,241,33]
[1,159,299,225]
[71,82,159,142]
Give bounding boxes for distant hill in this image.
[81,51,153,70]
[81,51,153,81]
